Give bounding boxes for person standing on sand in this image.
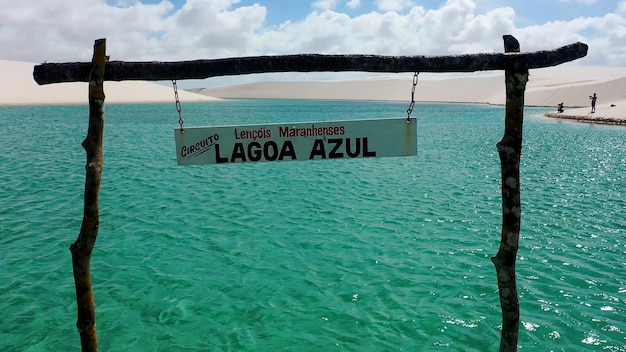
[590,93,597,113]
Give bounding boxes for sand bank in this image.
[544,101,626,125]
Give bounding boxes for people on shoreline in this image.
[557,102,564,113]
[590,93,597,113]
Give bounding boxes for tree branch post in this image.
[492,35,527,352]
[69,38,106,352]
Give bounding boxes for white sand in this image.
[200,67,626,124]
[3,59,625,124]
[1,60,219,106]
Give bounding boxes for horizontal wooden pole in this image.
[33,42,587,85]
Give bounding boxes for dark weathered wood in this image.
[491,35,526,352]
[70,38,106,352]
[33,42,587,84]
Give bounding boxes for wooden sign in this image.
[175,118,416,165]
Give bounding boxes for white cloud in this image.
[0,0,624,69]
[347,0,361,9]
[618,1,626,15]
[255,1,510,56]
[558,0,599,4]
[164,0,266,56]
[0,0,267,61]
[376,0,415,12]
[312,0,340,11]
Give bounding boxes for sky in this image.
[1,0,624,87]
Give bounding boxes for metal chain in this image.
[406,72,419,123]
[173,80,184,133]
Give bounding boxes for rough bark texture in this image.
[33,42,587,84]
[491,35,528,352]
[69,38,106,352]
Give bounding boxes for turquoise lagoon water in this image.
[0,100,624,351]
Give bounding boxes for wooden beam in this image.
[33,42,587,85]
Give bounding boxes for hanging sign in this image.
[174,118,416,165]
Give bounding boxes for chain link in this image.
[174,74,417,129]
[173,80,184,133]
[406,72,419,123]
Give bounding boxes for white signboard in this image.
[175,118,416,165]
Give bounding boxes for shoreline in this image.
[3,59,626,126]
[544,112,626,125]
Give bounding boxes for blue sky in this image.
[115,0,616,26]
[1,0,624,86]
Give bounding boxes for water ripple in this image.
[1,103,624,351]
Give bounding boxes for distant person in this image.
[589,93,597,113]
[557,102,564,113]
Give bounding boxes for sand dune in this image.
[3,59,625,124]
[1,60,219,106]
[198,67,626,124]
[200,68,625,105]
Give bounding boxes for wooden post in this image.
[70,38,106,352]
[491,35,527,352]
